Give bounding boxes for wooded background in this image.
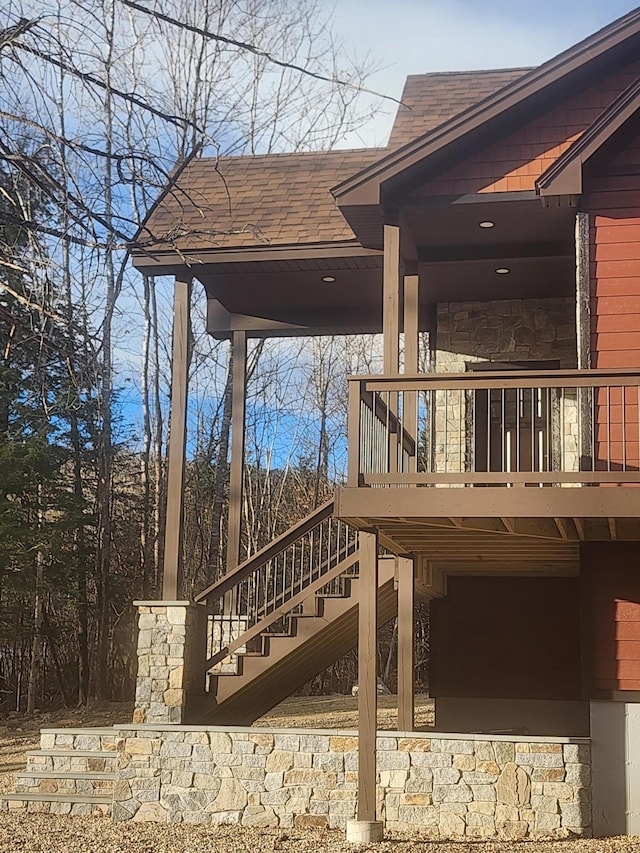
[0,0,428,713]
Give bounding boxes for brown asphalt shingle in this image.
[387,68,532,148]
[140,148,383,251]
[140,68,533,253]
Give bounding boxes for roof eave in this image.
[332,7,640,208]
[537,76,640,198]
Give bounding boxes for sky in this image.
[333,0,639,147]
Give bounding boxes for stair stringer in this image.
[195,559,398,726]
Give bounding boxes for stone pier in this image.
[133,601,199,725]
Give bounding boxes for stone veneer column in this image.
[133,600,199,724]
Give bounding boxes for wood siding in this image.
[589,130,640,368]
[581,542,640,693]
[587,127,640,471]
[429,576,581,701]
[409,59,640,198]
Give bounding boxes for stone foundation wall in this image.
[101,726,591,840]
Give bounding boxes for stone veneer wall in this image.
[75,725,593,840]
[436,297,577,372]
[433,298,579,477]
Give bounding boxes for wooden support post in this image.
[163,274,192,600]
[384,225,401,474]
[226,330,247,574]
[357,530,378,823]
[403,274,419,472]
[383,224,401,375]
[397,556,415,732]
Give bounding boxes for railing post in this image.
[348,379,362,487]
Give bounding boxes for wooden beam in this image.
[397,556,415,733]
[163,274,192,600]
[357,530,378,822]
[226,331,247,574]
[383,225,401,375]
[554,517,574,540]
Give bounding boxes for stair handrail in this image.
[204,550,360,670]
[194,497,335,605]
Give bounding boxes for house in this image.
[4,6,640,841]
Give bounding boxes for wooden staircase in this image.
[191,499,398,725]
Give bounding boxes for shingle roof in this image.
[139,68,532,253]
[140,148,383,251]
[387,69,532,149]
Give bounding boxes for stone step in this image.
[17,771,117,780]
[0,792,113,816]
[27,749,118,758]
[39,727,117,735]
[26,749,118,774]
[39,729,122,751]
[14,769,116,795]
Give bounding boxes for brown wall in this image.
[581,542,640,694]
[409,59,640,198]
[430,576,582,701]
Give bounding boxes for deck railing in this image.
[194,499,359,677]
[347,369,640,488]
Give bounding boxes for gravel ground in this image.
[0,697,639,851]
[0,816,639,853]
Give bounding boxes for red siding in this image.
[581,543,640,693]
[410,59,640,198]
[430,576,581,700]
[586,126,640,471]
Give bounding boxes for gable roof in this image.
[333,7,640,207]
[388,69,531,149]
[138,71,533,257]
[537,76,640,197]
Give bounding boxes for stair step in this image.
[17,771,116,781]
[27,749,117,758]
[39,727,116,735]
[1,792,112,804]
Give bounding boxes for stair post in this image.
[397,556,415,732]
[132,600,203,724]
[346,529,383,843]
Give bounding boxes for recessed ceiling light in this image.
[322,275,336,283]
[495,267,510,275]
[479,220,495,228]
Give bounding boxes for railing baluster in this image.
[637,386,640,474]
[607,385,612,472]
[622,385,627,471]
